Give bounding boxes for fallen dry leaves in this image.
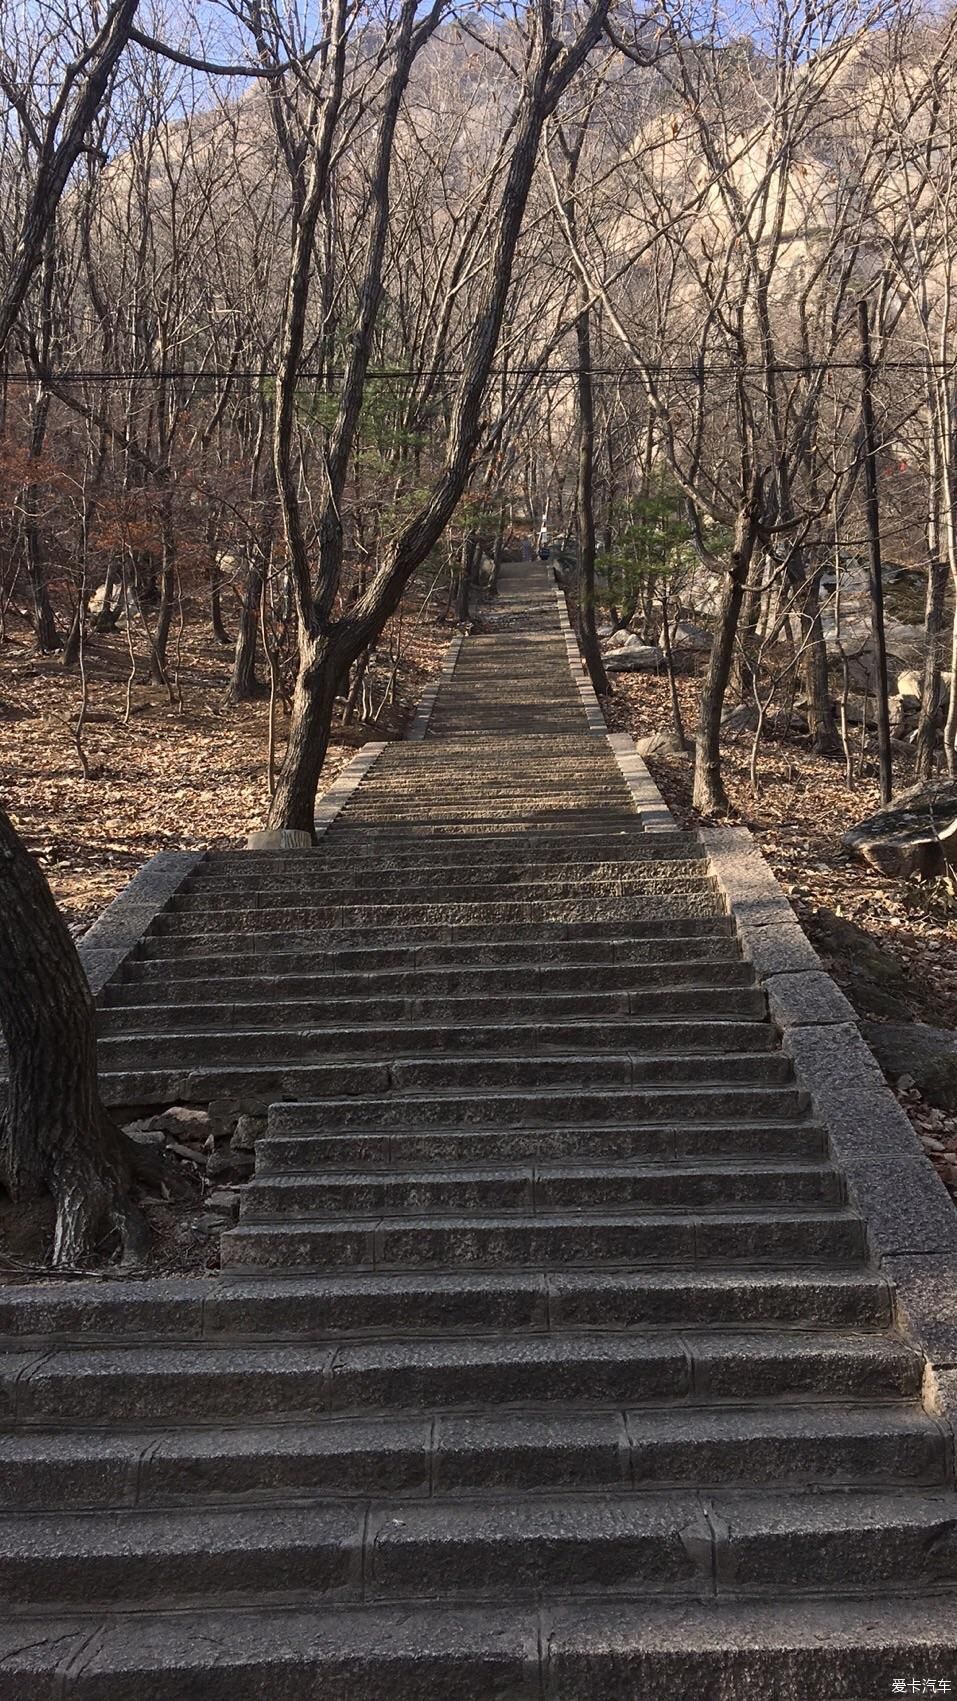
[1,593,450,932]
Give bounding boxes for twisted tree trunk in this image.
[0,805,143,1265]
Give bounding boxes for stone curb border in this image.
[247,630,465,849]
[78,850,206,997]
[553,583,678,834]
[701,823,957,1462]
[407,631,464,742]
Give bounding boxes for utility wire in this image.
[4,358,957,384]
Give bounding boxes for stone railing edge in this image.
[701,821,957,1462]
[406,630,464,743]
[553,583,678,833]
[77,849,207,997]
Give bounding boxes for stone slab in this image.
[736,921,823,979]
[841,1156,957,1256]
[783,1022,919,1161]
[884,1256,957,1365]
[764,971,856,1030]
[699,826,798,929]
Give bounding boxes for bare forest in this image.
[3,0,957,1258]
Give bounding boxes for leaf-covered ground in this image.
[1,595,450,932]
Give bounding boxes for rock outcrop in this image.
[843,781,957,880]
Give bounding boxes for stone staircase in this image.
[1,560,955,1695]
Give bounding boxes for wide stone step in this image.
[0,1267,893,1344]
[220,1207,866,1274]
[2,1331,919,1425]
[95,1020,775,1066]
[99,984,764,1030]
[274,1081,806,1131]
[4,1593,955,1697]
[3,1488,954,1611]
[257,1117,830,1170]
[0,1401,943,1511]
[175,865,711,906]
[240,1161,844,1221]
[207,830,691,869]
[196,850,704,889]
[135,913,735,960]
[326,815,645,838]
[110,933,743,990]
[150,893,722,936]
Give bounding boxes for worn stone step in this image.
[326,816,645,838]
[257,1117,830,1171]
[0,1268,892,1346]
[208,831,692,870]
[170,871,713,912]
[135,913,736,960]
[150,893,722,936]
[195,851,704,891]
[4,1593,956,1698]
[96,1020,775,1067]
[241,1161,844,1221]
[2,1331,918,1425]
[111,933,743,989]
[220,1207,866,1274]
[3,1488,955,1612]
[2,1402,942,1511]
[274,1081,807,1131]
[99,985,764,1031]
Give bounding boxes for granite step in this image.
[0,1401,944,1511]
[1,1329,923,1426]
[3,1595,953,1698]
[3,1488,955,1612]
[0,1267,893,1344]
[239,1160,845,1221]
[219,1207,867,1274]
[255,1117,831,1170]
[98,983,762,1031]
[95,1019,775,1064]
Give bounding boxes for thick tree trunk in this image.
[230,559,265,702]
[210,556,230,648]
[915,555,947,782]
[801,575,839,754]
[25,499,60,653]
[0,805,143,1265]
[265,636,343,835]
[692,484,763,815]
[575,303,609,699]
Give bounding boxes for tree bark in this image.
[230,558,265,702]
[0,804,143,1264]
[575,302,609,697]
[692,481,763,815]
[265,636,342,832]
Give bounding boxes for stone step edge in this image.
[0,1267,892,1342]
[1,1593,951,1692]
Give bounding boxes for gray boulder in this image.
[721,702,760,734]
[843,780,957,880]
[603,639,664,673]
[635,729,691,758]
[863,1021,957,1112]
[670,620,712,653]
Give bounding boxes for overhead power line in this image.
[5,358,957,384]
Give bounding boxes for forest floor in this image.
[606,665,957,1201]
[1,578,451,932]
